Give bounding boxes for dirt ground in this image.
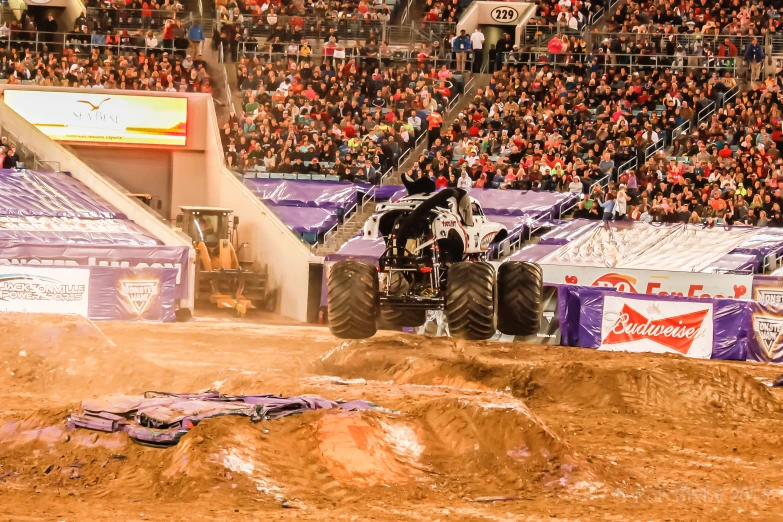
[2,314,783,521]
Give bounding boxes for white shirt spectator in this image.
[567,13,580,31]
[568,177,584,193]
[470,30,484,50]
[457,173,473,188]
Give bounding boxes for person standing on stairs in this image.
[744,38,765,83]
[453,30,471,72]
[427,110,443,148]
[470,27,484,73]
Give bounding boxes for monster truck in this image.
[327,176,543,340]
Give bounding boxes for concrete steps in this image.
[313,204,377,256]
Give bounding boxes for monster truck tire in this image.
[380,308,427,329]
[445,261,497,340]
[497,261,543,336]
[328,261,378,339]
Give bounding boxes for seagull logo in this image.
[76,98,111,111]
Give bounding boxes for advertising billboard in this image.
[3,90,188,146]
[599,295,714,359]
[542,264,753,300]
[0,266,90,316]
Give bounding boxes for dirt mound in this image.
[321,337,783,418]
[408,396,601,498]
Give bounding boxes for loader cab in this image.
[177,207,235,250]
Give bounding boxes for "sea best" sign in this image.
[599,295,714,358]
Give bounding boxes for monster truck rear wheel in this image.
[328,261,378,339]
[497,261,543,336]
[445,261,497,340]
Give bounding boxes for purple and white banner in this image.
[0,266,90,315]
[0,242,190,299]
[0,264,177,321]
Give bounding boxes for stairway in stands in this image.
[313,203,377,256]
[312,74,491,257]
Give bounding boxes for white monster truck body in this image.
[362,193,505,255]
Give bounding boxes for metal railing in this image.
[645,136,665,160]
[697,99,716,125]
[0,26,197,57]
[417,21,456,43]
[233,41,473,73]
[33,159,61,171]
[401,0,413,25]
[590,31,765,57]
[230,15,385,43]
[85,7,185,31]
[670,119,690,146]
[502,52,738,76]
[590,172,612,193]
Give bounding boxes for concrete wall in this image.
[0,85,316,322]
[0,101,197,311]
[203,98,316,322]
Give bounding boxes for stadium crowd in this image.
[0,5,209,92]
[222,39,463,178]
[606,0,781,36]
[397,52,783,228]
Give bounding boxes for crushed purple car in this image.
[68,391,378,447]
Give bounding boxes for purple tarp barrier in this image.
[0,169,125,219]
[87,266,178,321]
[243,179,358,211]
[539,219,599,245]
[355,184,403,200]
[746,300,783,363]
[70,391,378,446]
[465,189,578,217]
[0,215,161,245]
[702,253,758,273]
[0,264,178,321]
[558,286,748,360]
[269,206,338,235]
[508,243,563,263]
[0,243,191,299]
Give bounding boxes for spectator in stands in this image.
[743,37,765,82]
[452,29,470,72]
[470,27,484,73]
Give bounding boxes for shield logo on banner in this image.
[120,280,159,315]
[753,315,783,359]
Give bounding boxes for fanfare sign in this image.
[3,90,188,146]
[599,295,714,359]
[542,264,753,300]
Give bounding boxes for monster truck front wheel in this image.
[497,261,543,336]
[445,261,497,340]
[328,261,378,339]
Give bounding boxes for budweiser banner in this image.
[542,264,753,300]
[599,295,714,358]
[563,286,747,360]
[748,301,783,363]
